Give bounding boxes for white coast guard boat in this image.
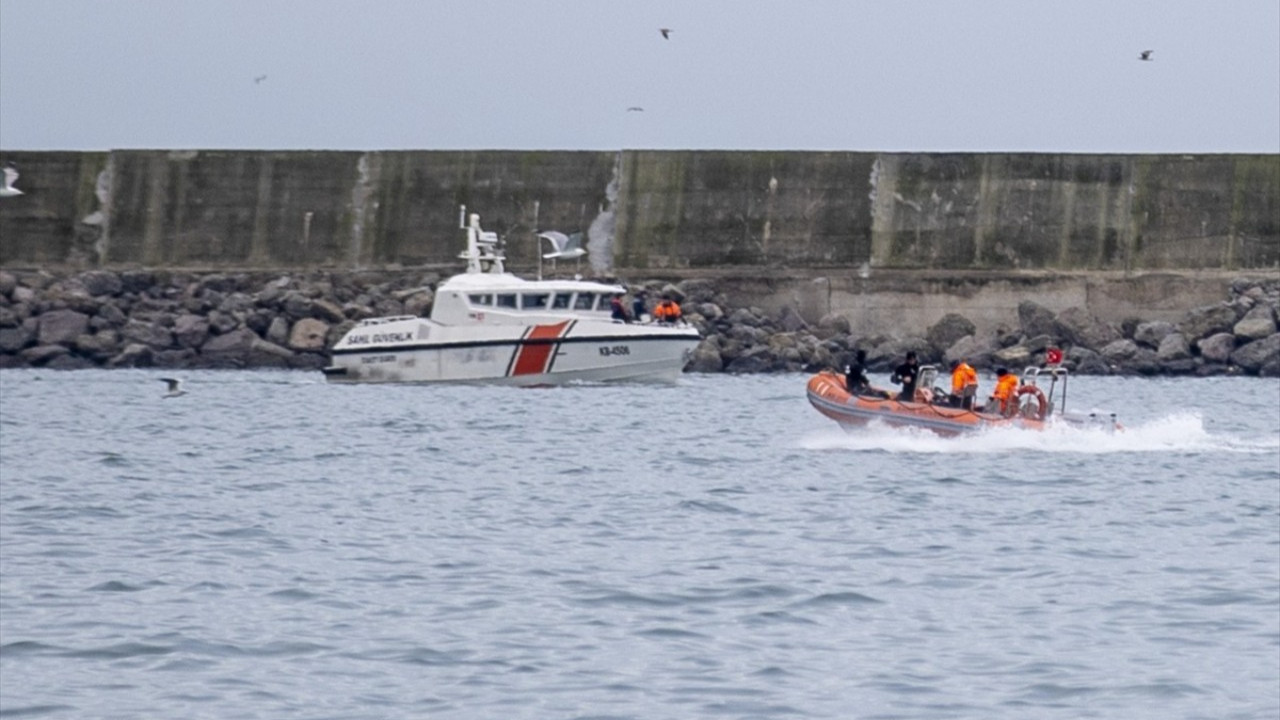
[323,209,701,385]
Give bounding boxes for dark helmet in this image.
[906,351,918,361]
[949,359,960,370]
[855,349,867,363]
[996,367,1008,376]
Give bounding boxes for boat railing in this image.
[1022,365,1068,415]
[353,315,418,327]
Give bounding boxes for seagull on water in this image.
[0,165,23,198]
[659,27,672,39]
[1139,50,1153,61]
[160,377,187,398]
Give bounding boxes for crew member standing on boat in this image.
[632,290,648,323]
[653,294,683,324]
[990,367,1020,414]
[845,349,872,395]
[890,351,921,402]
[609,295,631,323]
[950,359,978,409]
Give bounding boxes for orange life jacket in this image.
[951,363,977,394]
[992,374,1019,409]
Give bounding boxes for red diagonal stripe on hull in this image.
[511,321,570,376]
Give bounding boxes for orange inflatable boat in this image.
[806,364,1120,436]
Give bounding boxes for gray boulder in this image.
[74,330,121,361]
[944,334,997,369]
[95,302,127,327]
[1233,306,1277,341]
[1230,333,1280,373]
[22,345,70,365]
[266,316,291,346]
[1155,333,1191,362]
[815,312,851,337]
[201,327,260,359]
[0,271,16,298]
[77,270,123,297]
[121,319,174,350]
[0,326,35,353]
[725,346,774,374]
[1018,300,1058,339]
[1100,339,1141,363]
[1067,346,1109,375]
[1180,304,1239,341]
[45,354,95,370]
[107,340,154,363]
[173,314,210,349]
[1196,332,1236,363]
[312,298,347,324]
[37,309,91,346]
[1133,321,1177,349]
[1056,307,1121,350]
[927,313,976,354]
[776,306,809,333]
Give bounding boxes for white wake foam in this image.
[800,412,1279,455]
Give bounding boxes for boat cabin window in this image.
[496,293,517,309]
[573,292,596,310]
[521,293,549,310]
[552,292,573,309]
[468,293,493,307]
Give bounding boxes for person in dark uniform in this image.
[844,349,872,395]
[631,290,648,322]
[609,295,630,322]
[891,351,921,402]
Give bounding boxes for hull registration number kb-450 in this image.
[598,345,631,357]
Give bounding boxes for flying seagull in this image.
[626,106,644,112]
[160,377,187,398]
[1139,50,1153,61]
[0,165,22,198]
[659,28,672,39]
[254,74,268,84]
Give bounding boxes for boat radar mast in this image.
[457,205,506,275]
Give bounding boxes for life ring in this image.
[1010,385,1049,421]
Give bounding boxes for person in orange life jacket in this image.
[949,359,978,409]
[653,295,682,324]
[990,367,1020,413]
[890,351,920,402]
[609,295,630,323]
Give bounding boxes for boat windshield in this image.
[468,293,493,306]
[552,292,572,309]
[496,293,517,309]
[522,293,549,310]
[573,293,596,310]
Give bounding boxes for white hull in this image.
[323,209,702,386]
[324,317,700,386]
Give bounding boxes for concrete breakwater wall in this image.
[2,150,1277,275]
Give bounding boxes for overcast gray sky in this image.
[1,0,1277,153]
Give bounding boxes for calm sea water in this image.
[1,369,1277,720]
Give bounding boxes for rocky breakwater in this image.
[0,268,1277,378]
[673,277,1280,378]
[0,269,440,371]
